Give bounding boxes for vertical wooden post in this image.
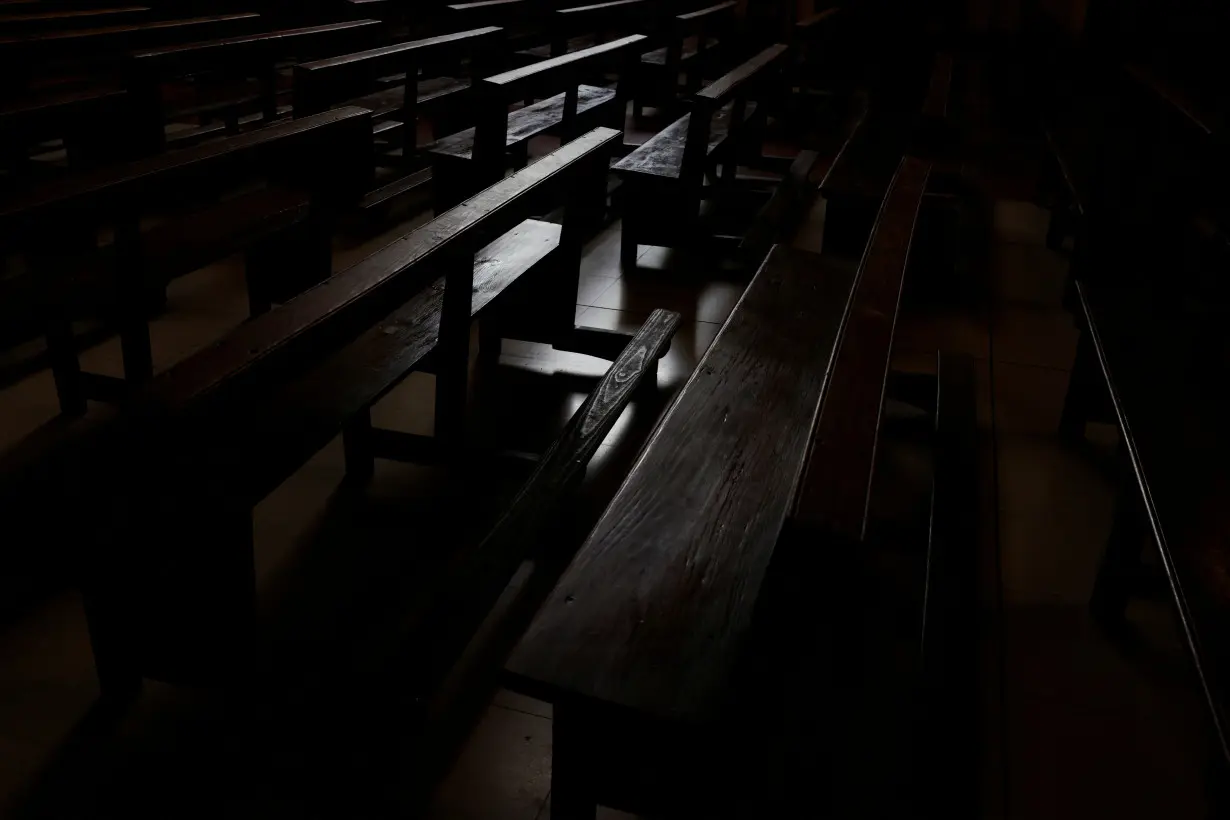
[470,82,510,198]
[680,100,713,229]
[343,406,376,483]
[401,57,420,170]
[552,703,597,820]
[434,249,476,451]
[113,212,155,388]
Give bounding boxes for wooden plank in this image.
[611,100,756,179]
[506,244,861,723]
[676,0,736,24]
[148,126,621,412]
[693,42,788,107]
[792,156,931,540]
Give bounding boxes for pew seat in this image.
[612,100,753,179]
[428,84,616,162]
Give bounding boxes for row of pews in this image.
[0,0,981,814]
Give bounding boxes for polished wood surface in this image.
[507,244,860,723]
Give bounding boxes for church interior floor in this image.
[0,101,1217,818]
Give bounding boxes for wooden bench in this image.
[0,13,262,92]
[0,84,131,178]
[294,26,505,210]
[505,157,933,816]
[8,127,677,698]
[125,19,384,155]
[0,106,373,416]
[635,0,737,117]
[614,42,789,267]
[426,33,645,212]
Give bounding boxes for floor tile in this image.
[492,690,553,719]
[991,200,1051,246]
[991,306,1079,371]
[893,310,992,360]
[1001,606,1208,819]
[426,705,553,820]
[989,241,1070,308]
[991,359,1072,435]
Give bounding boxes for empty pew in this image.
[426,34,645,211]
[16,127,674,696]
[0,106,373,415]
[615,43,789,267]
[505,157,934,816]
[294,26,504,210]
[125,19,384,155]
[635,0,737,116]
[0,13,262,93]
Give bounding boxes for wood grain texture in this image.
[611,100,755,179]
[428,85,615,160]
[792,156,931,540]
[365,309,682,691]
[148,126,619,413]
[507,244,861,723]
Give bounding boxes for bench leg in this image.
[620,229,638,271]
[1090,480,1144,630]
[1058,330,1095,443]
[552,703,597,820]
[46,315,87,417]
[80,568,144,706]
[343,407,376,485]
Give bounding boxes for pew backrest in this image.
[293,25,504,117]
